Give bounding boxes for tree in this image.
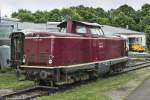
[140,16,150,31]
[75,5,102,22]
[12,12,18,18]
[116,4,136,17]
[112,12,136,28]
[10,4,149,33]
[95,8,107,18]
[12,9,35,22]
[97,18,110,25]
[48,9,61,22]
[60,8,82,21]
[33,10,49,23]
[144,25,150,49]
[141,4,150,16]
[108,5,137,29]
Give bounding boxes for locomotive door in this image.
[92,38,105,62]
[92,39,98,62]
[10,32,25,67]
[25,36,51,66]
[25,37,39,65]
[27,37,49,65]
[37,38,49,66]
[97,39,105,60]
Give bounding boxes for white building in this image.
[102,25,146,48]
[47,22,60,32]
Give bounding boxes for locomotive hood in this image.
[24,32,81,37]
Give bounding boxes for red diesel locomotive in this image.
[10,20,128,85]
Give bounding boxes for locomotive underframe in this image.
[20,57,128,86]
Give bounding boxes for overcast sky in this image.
[0,0,150,17]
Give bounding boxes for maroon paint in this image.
[23,20,126,67]
[24,34,125,67]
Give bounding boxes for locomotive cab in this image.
[10,32,25,67]
[58,20,104,37]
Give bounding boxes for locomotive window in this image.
[59,27,67,33]
[14,38,22,52]
[90,28,103,35]
[98,28,104,35]
[76,25,87,33]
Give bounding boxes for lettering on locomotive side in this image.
[98,42,104,48]
[33,38,38,41]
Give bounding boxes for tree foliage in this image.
[12,9,34,22]
[112,12,135,28]
[145,26,150,49]
[11,4,150,31]
[11,4,150,49]
[11,4,149,29]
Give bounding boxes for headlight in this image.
[48,55,53,64]
[48,59,52,64]
[23,55,26,63]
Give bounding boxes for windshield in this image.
[129,37,141,44]
[90,27,103,36]
[75,25,87,34]
[59,27,67,33]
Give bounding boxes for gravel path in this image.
[0,89,13,96]
[126,77,150,100]
[105,79,142,100]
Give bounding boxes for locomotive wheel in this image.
[40,71,48,80]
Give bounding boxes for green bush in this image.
[0,67,14,73]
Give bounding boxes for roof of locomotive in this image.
[10,31,124,41]
[10,32,25,38]
[57,20,102,28]
[10,20,123,40]
[24,31,81,37]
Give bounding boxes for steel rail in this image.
[112,61,150,75]
[0,86,58,100]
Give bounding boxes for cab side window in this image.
[59,27,67,33]
[75,25,87,34]
[90,27,103,36]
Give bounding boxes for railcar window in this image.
[98,28,104,35]
[59,27,67,33]
[90,28,103,35]
[14,38,22,52]
[90,28,99,35]
[76,26,87,33]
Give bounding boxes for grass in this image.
[0,67,150,99]
[39,67,150,100]
[0,68,34,90]
[0,68,14,73]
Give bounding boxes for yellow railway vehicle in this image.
[130,43,145,52]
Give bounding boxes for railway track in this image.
[1,61,150,100]
[124,61,150,72]
[113,61,150,75]
[0,86,58,100]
